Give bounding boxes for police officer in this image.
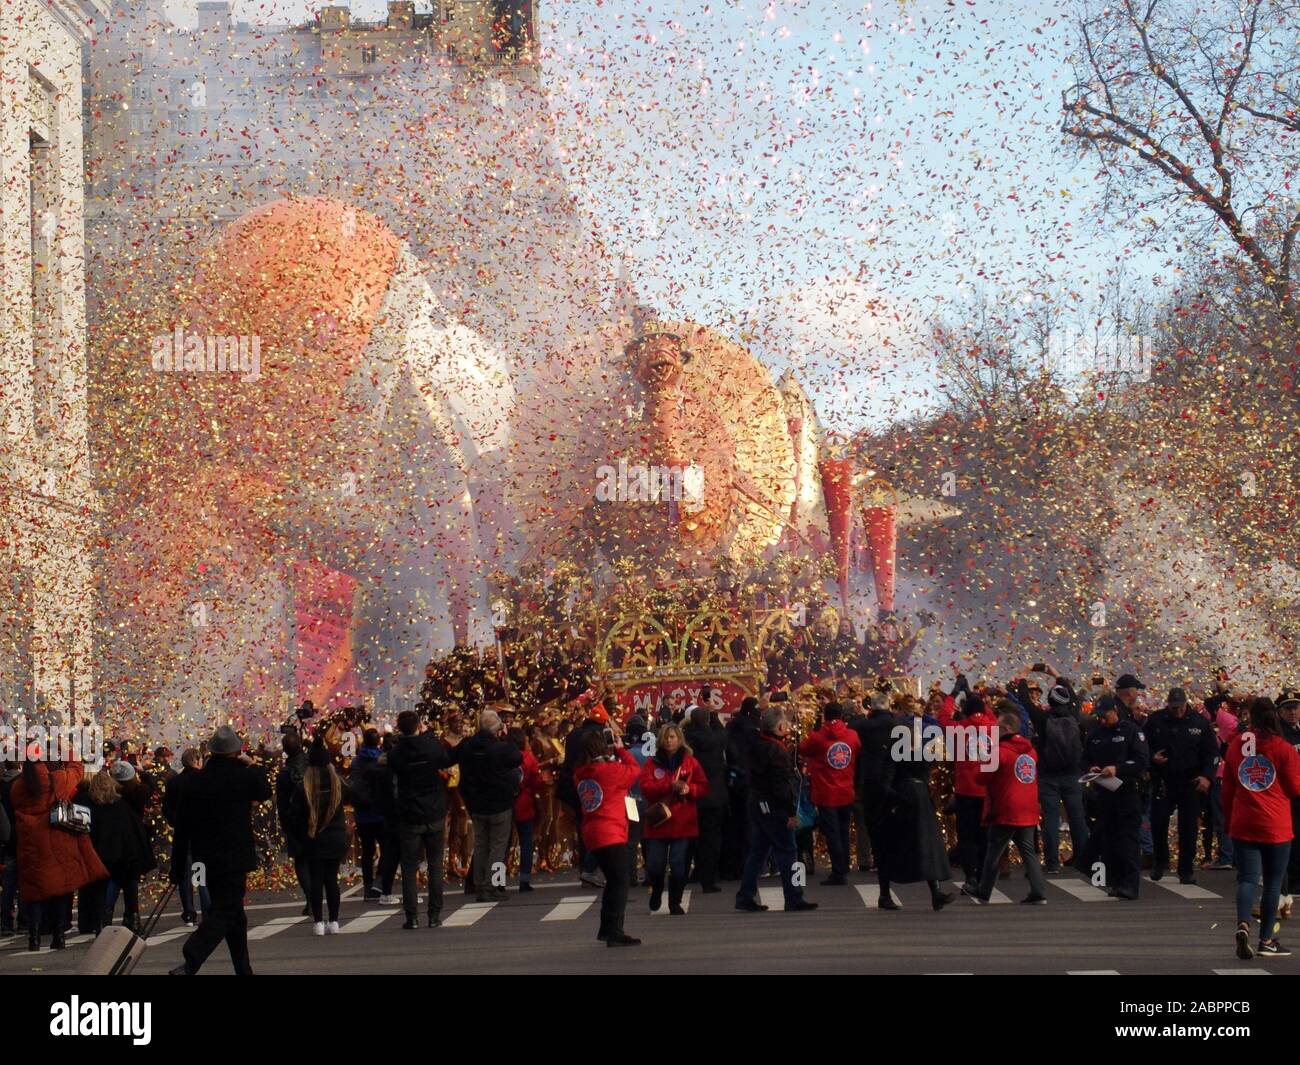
[1145,687,1217,884]
[1084,695,1150,900]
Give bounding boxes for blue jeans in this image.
[516,819,535,884]
[817,804,853,879]
[1038,770,1089,870]
[737,808,804,907]
[178,848,212,920]
[645,837,688,881]
[1235,839,1290,939]
[1139,788,1153,855]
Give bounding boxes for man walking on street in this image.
[458,708,524,901]
[169,725,272,975]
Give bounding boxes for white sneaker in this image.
[325,921,340,934]
[312,921,325,936]
[379,895,400,905]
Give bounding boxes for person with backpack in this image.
[967,704,1048,905]
[1032,674,1089,873]
[348,729,386,901]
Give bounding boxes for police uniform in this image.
[1146,707,1218,881]
[1084,717,1150,898]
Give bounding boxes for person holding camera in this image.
[169,725,272,975]
[639,723,708,914]
[387,709,462,928]
[459,709,524,901]
[572,728,642,946]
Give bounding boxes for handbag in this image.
[795,778,817,831]
[51,800,92,834]
[644,762,682,829]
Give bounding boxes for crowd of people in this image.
[0,662,1297,969]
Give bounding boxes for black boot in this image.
[596,910,613,942]
[606,914,641,947]
[27,931,39,953]
[648,874,664,912]
[51,928,66,950]
[668,875,686,916]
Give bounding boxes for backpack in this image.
[1042,714,1083,773]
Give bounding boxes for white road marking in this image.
[442,902,496,927]
[340,909,398,934]
[1144,877,1219,900]
[1049,879,1116,902]
[854,884,903,909]
[246,915,307,940]
[541,896,596,922]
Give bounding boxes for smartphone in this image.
[1031,663,1047,673]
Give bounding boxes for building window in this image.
[361,44,377,64]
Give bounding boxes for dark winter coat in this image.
[172,755,273,877]
[457,729,523,817]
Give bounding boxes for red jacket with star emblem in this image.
[1223,730,1300,844]
[798,719,861,806]
[573,748,640,850]
[982,733,1040,827]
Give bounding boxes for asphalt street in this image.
[0,866,1286,975]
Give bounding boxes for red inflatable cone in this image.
[860,481,899,615]
[819,452,855,610]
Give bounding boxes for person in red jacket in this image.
[1222,697,1300,959]
[938,676,997,891]
[11,756,109,952]
[798,701,861,885]
[511,731,545,893]
[639,723,708,914]
[572,729,642,946]
[966,704,1047,905]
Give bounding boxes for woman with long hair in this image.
[1223,697,1300,959]
[572,729,642,946]
[84,767,156,934]
[11,755,108,951]
[291,738,352,934]
[639,723,708,914]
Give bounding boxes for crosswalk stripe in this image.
[1213,968,1271,975]
[442,902,496,927]
[758,887,786,911]
[854,884,903,909]
[1067,969,1120,975]
[247,916,306,940]
[985,887,1013,904]
[1144,877,1219,900]
[651,890,691,915]
[145,928,191,946]
[341,909,398,934]
[1048,879,1115,902]
[541,897,595,922]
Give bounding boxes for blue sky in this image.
[171,0,1191,428]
